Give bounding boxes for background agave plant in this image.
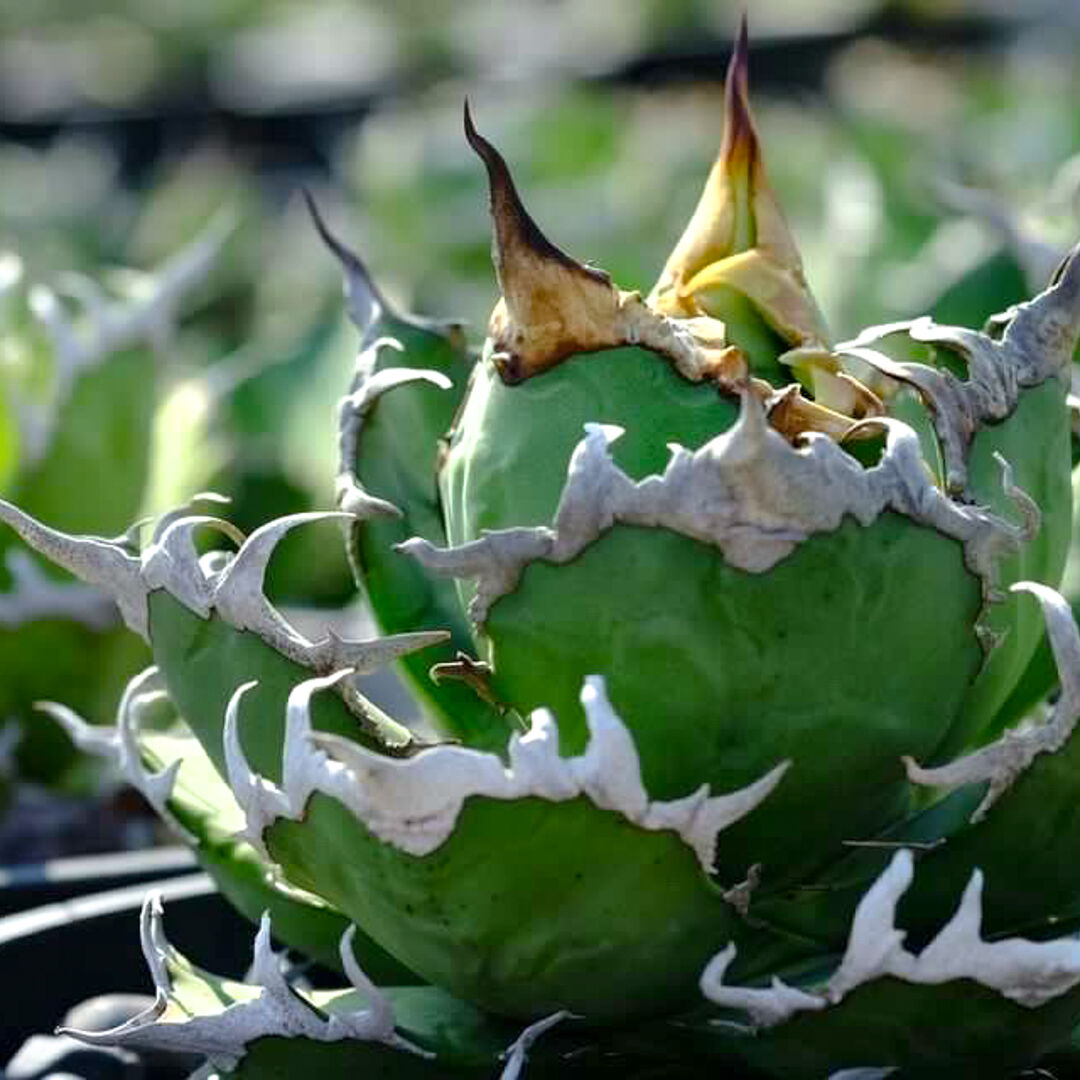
[0,224,224,793]
[3,21,1080,1079]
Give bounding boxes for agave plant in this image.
[5,25,1080,1079]
[0,224,224,787]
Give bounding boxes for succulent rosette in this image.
[5,25,1080,1080]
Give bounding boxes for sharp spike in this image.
[0,498,148,638]
[350,365,454,407]
[464,101,620,382]
[499,1012,573,1080]
[336,477,403,520]
[139,892,173,993]
[649,14,820,341]
[281,669,355,815]
[114,666,195,841]
[34,701,119,759]
[578,675,648,819]
[151,492,234,545]
[336,352,453,521]
[700,942,823,1027]
[723,388,773,465]
[212,512,353,662]
[223,679,286,854]
[337,926,394,1038]
[720,15,756,186]
[250,912,289,992]
[464,101,591,282]
[904,582,1080,821]
[397,529,553,625]
[1013,582,1080,718]
[307,628,451,675]
[142,515,244,618]
[302,188,387,333]
[1006,241,1080,376]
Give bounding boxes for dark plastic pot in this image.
[0,848,197,917]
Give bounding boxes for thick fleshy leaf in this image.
[210,670,795,1020]
[149,591,416,782]
[307,198,507,747]
[747,583,1080,955]
[685,849,1080,1079]
[678,974,1080,1079]
[438,351,989,884]
[139,727,418,984]
[66,898,682,1079]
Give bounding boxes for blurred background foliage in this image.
[1,0,1079,830]
[1,0,1078,327]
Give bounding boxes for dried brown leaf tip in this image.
[463,103,757,393]
[764,383,880,444]
[464,102,626,383]
[649,18,828,350]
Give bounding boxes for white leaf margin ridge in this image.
[400,249,1080,631]
[224,669,790,875]
[37,664,195,844]
[335,334,454,520]
[61,893,427,1070]
[704,577,1080,1026]
[838,240,1080,493]
[0,499,447,678]
[14,214,230,467]
[401,397,1035,630]
[702,846,1080,1027]
[63,891,574,1079]
[904,581,1080,821]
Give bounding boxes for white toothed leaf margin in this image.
[336,335,454,519]
[402,396,1032,628]
[904,582,1080,821]
[141,515,243,619]
[498,1011,572,1080]
[211,512,450,672]
[15,217,228,467]
[62,894,426,1070]
[702,849,1080,1029]
[36,665,195,843]
[0,498,149,637]
[224,670,789,875]
[837,244,1080,493]
[0,500,447,678]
